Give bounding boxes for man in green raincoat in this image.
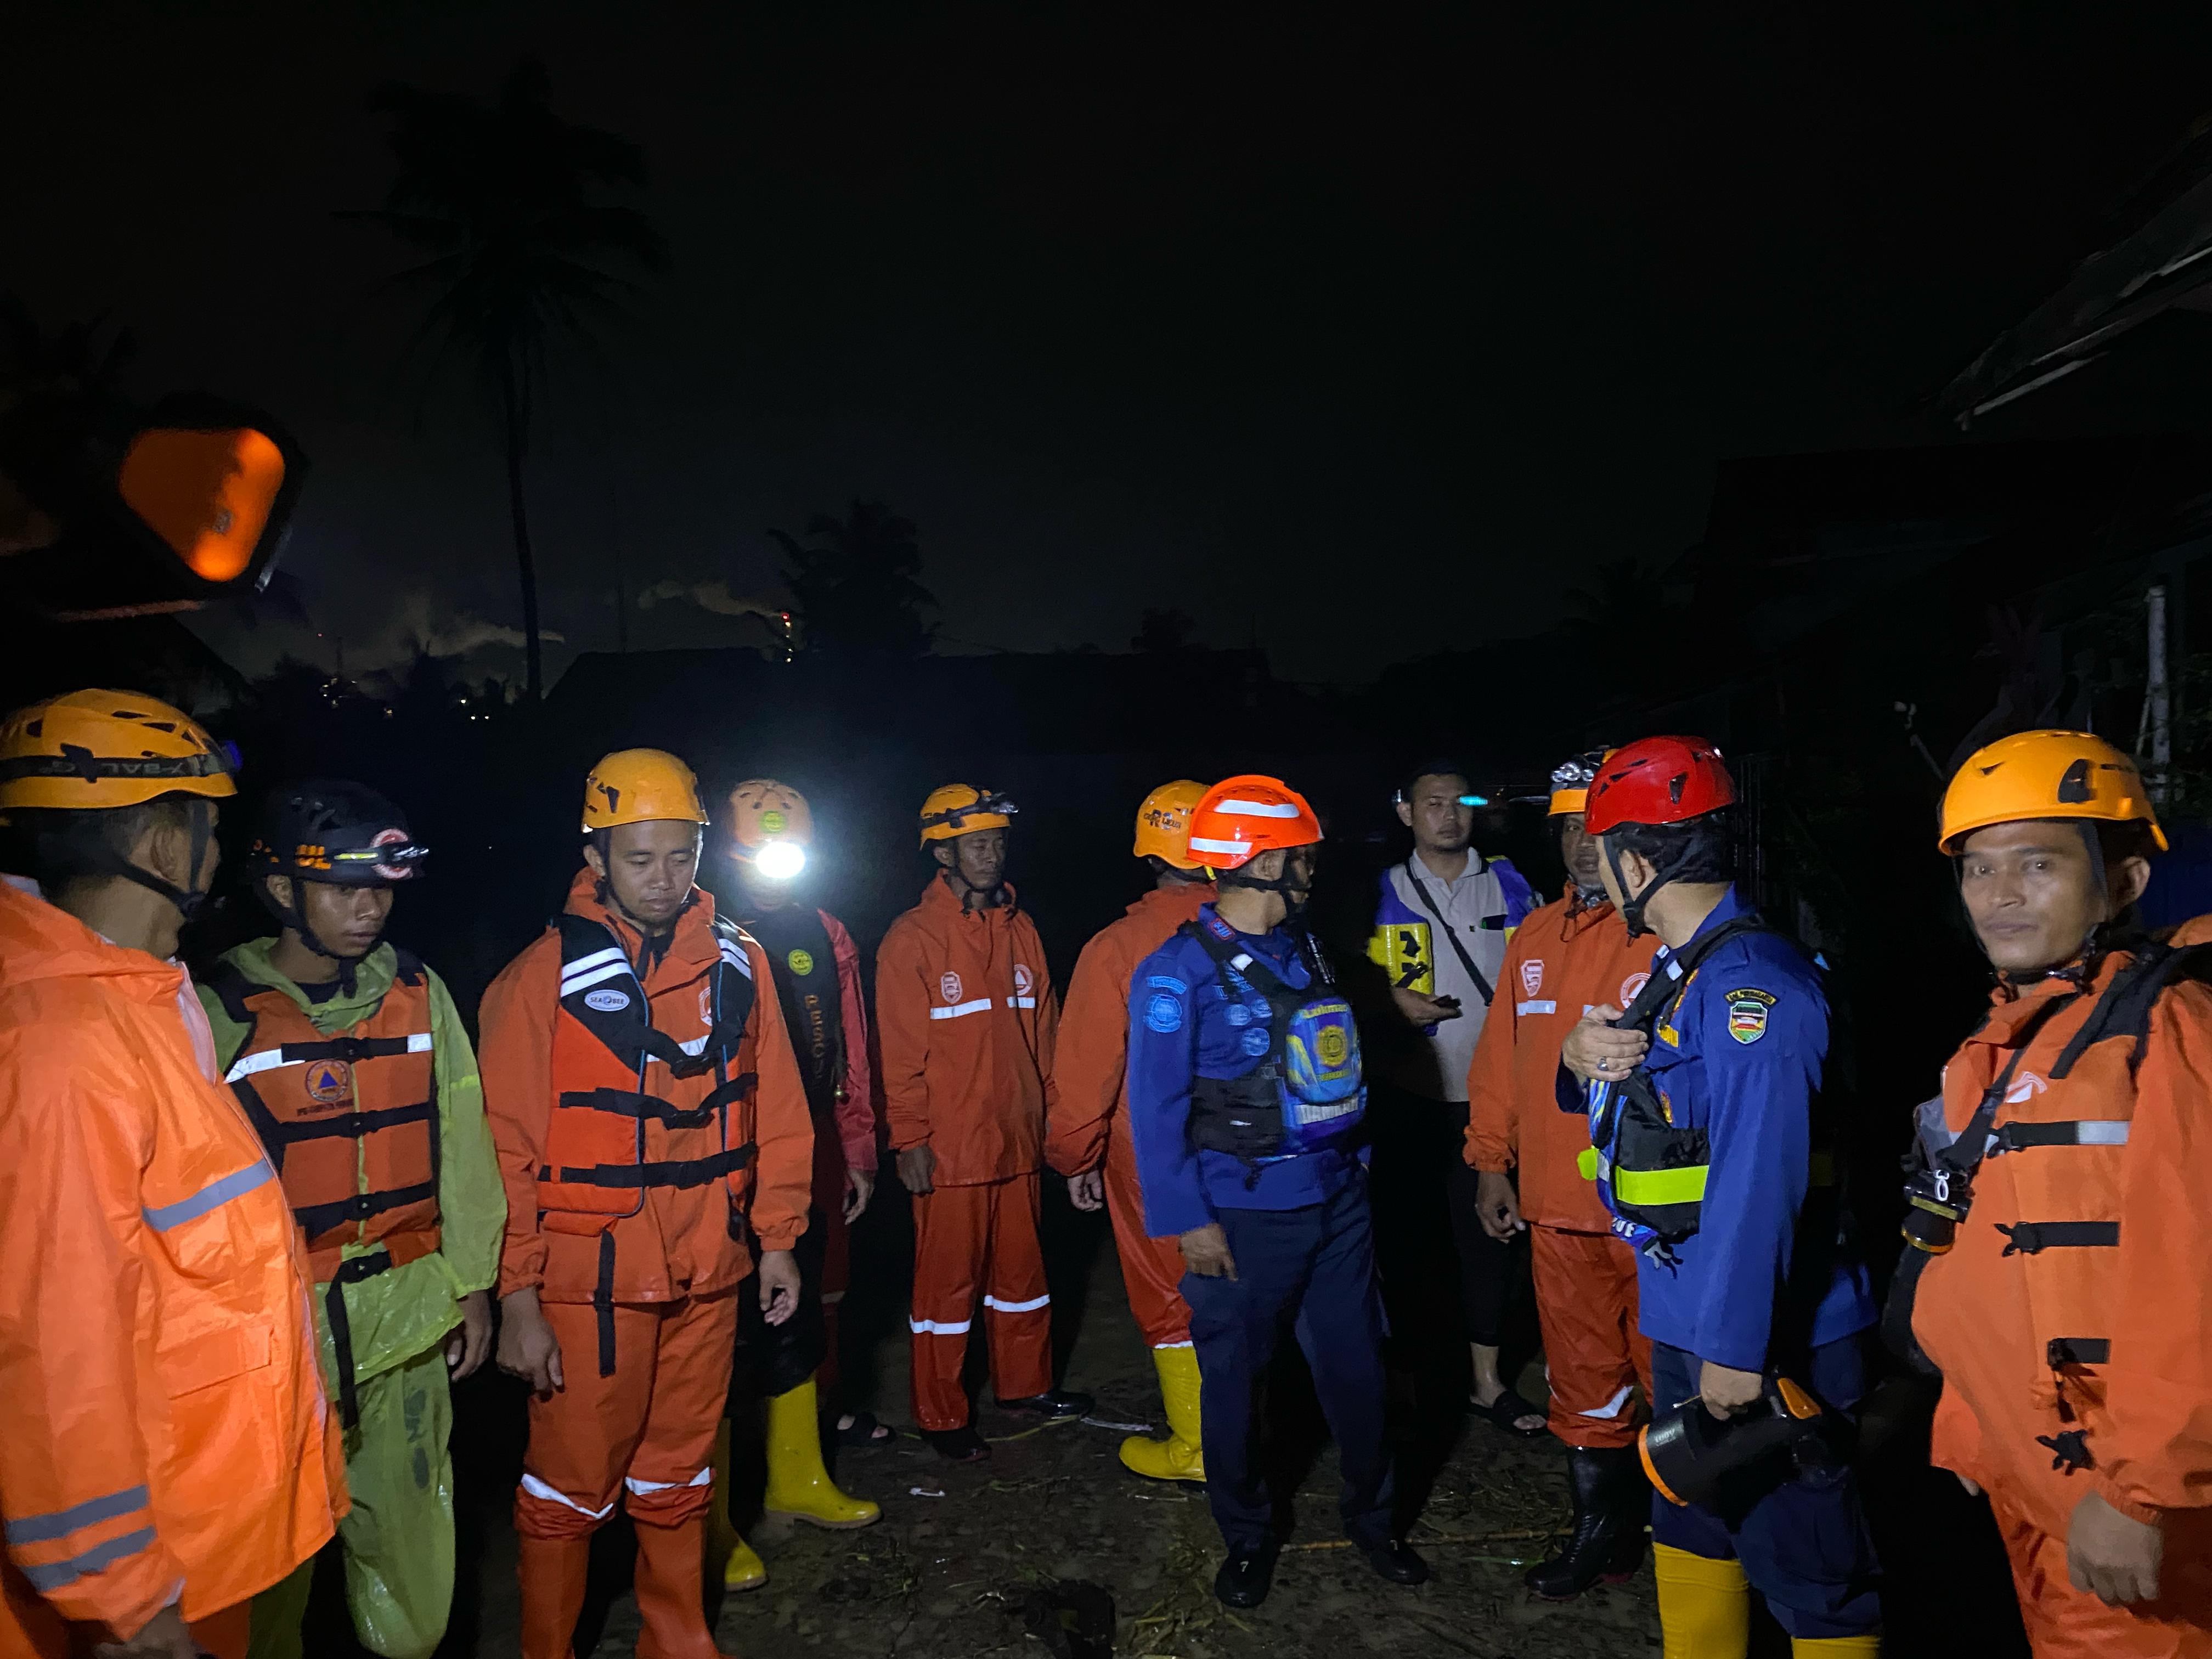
[197,780,504,1659]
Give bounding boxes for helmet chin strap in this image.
[94,798,217,928]
[1606,837,1697,940]
[941,864,1004,913]
[262,876,369,995]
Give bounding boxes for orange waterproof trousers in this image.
[1993,1497,2212,1659]
[1530,1223,1650,1450]
[1105,1120,1190,1350]
[0,1592,249,1658]
[909,1175,1052,1431]
[514,1291,740,1539]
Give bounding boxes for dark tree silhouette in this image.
[347,59,668,699]
[769,499,936,657]
[1132,607,1195,653]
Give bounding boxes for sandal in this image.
[1469,1386,1549,1438]
[832,1409,896,1449]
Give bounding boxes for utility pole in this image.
[2146,582,2171,803]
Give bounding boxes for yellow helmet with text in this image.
[1133,779,1209,868]
[0,689,235,811]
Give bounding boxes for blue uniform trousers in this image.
[1182,1175,1394,1553]
[1649,1335,1883,1638]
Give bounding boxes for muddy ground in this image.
[299,1184,2029,1658]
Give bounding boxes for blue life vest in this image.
[1180,917,1365,1171]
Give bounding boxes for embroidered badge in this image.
[1013,963,1034,996]
[586,989,631,1014]
[2006,1072,2047,1105]
[1521,959,1544,997]
[1144,992,1183,1034]
[940,971,963,1003]
[759,809,787,834]
[1224,1003,1251,1026]
[1242,1027,1271,1056]
[1726,987,1776,1044]
[1620,970,1650,1005]
[786,948,815,977]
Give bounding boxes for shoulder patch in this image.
[1725,986,1776,1045]
[1146,973,1188,994]
[1143,991,1185,1034]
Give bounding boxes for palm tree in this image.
[347,59,668,699]
[769,499,937,657]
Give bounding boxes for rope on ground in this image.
[1281,1526,1553,1551]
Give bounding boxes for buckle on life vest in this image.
[2035,1429,2094,1472]
[1997,1221,2120,1256]
[2045,1337,2109,1368]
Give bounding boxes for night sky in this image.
[13,4,2212,685]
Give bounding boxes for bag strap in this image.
[1937,991,2083,1181]
[1401,860,1494,1007]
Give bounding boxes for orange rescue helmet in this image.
[919,783,1016,845]
[1547,749,1613,816]
[1133,779,1210,868]
[727,778,814,879]
[0,689,236,811]
[1938,730,2166,855]
[581,749,708,833]
[1185,775,1322,870]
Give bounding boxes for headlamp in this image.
[755,840,806,881]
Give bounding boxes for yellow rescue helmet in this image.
[0,689,235,811]
[581,748,708,833]
[727,778,813,879]
[1547,749,1613,817]
[919,783,1015,845]
[1133,779,1210,868]
[1938,730,2166,855]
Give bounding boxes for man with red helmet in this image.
[1125,776,1428,1609]
[1046,780,1215,1483]
[1561,736,1880,1658]
[1465,751,1660,1600]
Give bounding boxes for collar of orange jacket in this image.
[1126,882,1209,923]
[918,872,1021,923]
[1560,888,1618,934]
[561,865,722,972]
[1977,948,2125,1040]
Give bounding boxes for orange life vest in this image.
[210,953,442,1279]
[543,914,758,1230]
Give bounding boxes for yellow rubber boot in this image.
[1792,1639,1882,1656]
[760,1379,881,1529]
[1654,1542,1751,1659]
[1120,1344,1205,1482]
[703,1420,765,1594]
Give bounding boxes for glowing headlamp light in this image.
[754,840,806,881]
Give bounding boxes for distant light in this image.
[1458,794,1489,807]
[755,841,806,881]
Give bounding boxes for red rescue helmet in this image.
[1583,736,1736,834]
[1184,775,1322,870]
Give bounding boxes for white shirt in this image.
[1384,852,1516,1103]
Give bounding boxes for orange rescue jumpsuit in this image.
[1465,891,1658,1448]
[0,878,346,1659]
[1914,951,2212,1658]
[1046,883,1209,1350]
[877,878,1061,1430]
[482,872,812,1658]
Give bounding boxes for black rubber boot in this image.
[1525,1445,1646,1600]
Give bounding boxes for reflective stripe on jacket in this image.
[876,878,1059,1185]
[1916,949,2212,1534]
[0,879,344,1638]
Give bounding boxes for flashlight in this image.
[754,840,806,881]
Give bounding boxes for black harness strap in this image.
[294,1181,439,1240]
[595,1231,617,1379]
[273,1034,419,1065]
[1991,1119,2128,1152]
[557,1088,718,1130]
[2049,943,2212,1081]
[541,1146,756,1191]
[1996,1220,2120,1256]
[269,1102,436,1145]
[2046,1338,2111,1367]
[326,1248,395,1430]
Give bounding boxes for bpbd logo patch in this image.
[304,1058,353,1108]
[786,947,816,977]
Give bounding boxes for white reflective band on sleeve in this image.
[1187,836,1250,855]
[624,1466,713,1494]
[909,1317,974,1335]
[1152,1339,1194,1350]
[1006,996,1037,1009]
[719,943,754,979]
[1515,1000,1557,1015]
[1216,798,1301,818]
[225,1048,296,1082]
[984,1293,1051,1314]
[2075,1121,2130,1145]
[562,945,627,978]
[560,962,633,996]
[519,1472,616,1519]
[16,1527,156,1591]
[142,1160,275,1231]
[1574,1385,1635,1422]
[929,998,994,1020]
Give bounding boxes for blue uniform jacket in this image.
[1125,905,1361,1238]
[1595,887,1874,1372]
